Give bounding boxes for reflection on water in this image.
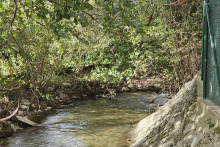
[2,92,155,147]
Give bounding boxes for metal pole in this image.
[202,0,208,98]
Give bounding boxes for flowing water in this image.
[1,92,157,147]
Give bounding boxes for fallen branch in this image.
[0,105,19,122]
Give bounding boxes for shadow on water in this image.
[1,92,156,147]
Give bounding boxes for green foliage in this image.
[0,0,202,92]
[213,126,220,134]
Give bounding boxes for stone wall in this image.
[131,75,220,147]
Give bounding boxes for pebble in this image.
[59,93,69,99]
[37,110,43,113]
[18,110,24,116]
[62,83,72,87]
[20,105,29,110]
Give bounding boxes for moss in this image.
[212,126,220,134]
[209,123,215,128]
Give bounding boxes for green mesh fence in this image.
[202,0,220,105]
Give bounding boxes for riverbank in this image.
[131,75,220,147]
[0,75,165,139]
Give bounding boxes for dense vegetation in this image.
[0,0,202,97]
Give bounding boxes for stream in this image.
[2,92,158,147]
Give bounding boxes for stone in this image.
[10,123,21,132]
[47,107,52,110]
[120,87,129,92]
[154,98,169,106]
[16,116,38,126]
[18,110,24,116]
[37,110,43,113]
[59,93,69,99]
[21,99,31,106]
[130,75,214,147]
[31,104,36,108]
[137,84,142,89]
[55,96,60,100]
[47,87,54,92]
[20,105,29,110]
[0,96,9,104]
[62,82,72,87]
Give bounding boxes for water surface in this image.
[2,92,155,147]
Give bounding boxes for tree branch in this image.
[0,105,19,122]
[10,0,24,56]
[19,1,50,32]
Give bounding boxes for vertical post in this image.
[202,0,208,98]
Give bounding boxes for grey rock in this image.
[47,107,52,110]
[21,99,31,106]
[154,98,169,106]
[62,82,72,87]
[59,93,69,99]
[55,96,60,100]
[47,87,54,92]
[31,104,36,108]
[10,123,21,132]
[20,105,29,110]
[37,110,43,113]
[16,116,38,126]
[18,110,24,116]
[137,84,142,89]
[120,87,129,92]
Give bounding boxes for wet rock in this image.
[59,93,69,99]
[120,87,129,92]
[137,84,142,89]
[0,96,9,104]
[20,105,29,110]
[55,96,60,100]
[21,99,31,106]
[16,116,38,126]
[18,110,24,116]
[62,82,72,87]
[47,87,54,92]
[37,110,43,113]
[10,123,21,132]
[154,98,169,106]
[31,104,36,108]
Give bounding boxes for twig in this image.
[10,0,24,56]
[19,1,49,32]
